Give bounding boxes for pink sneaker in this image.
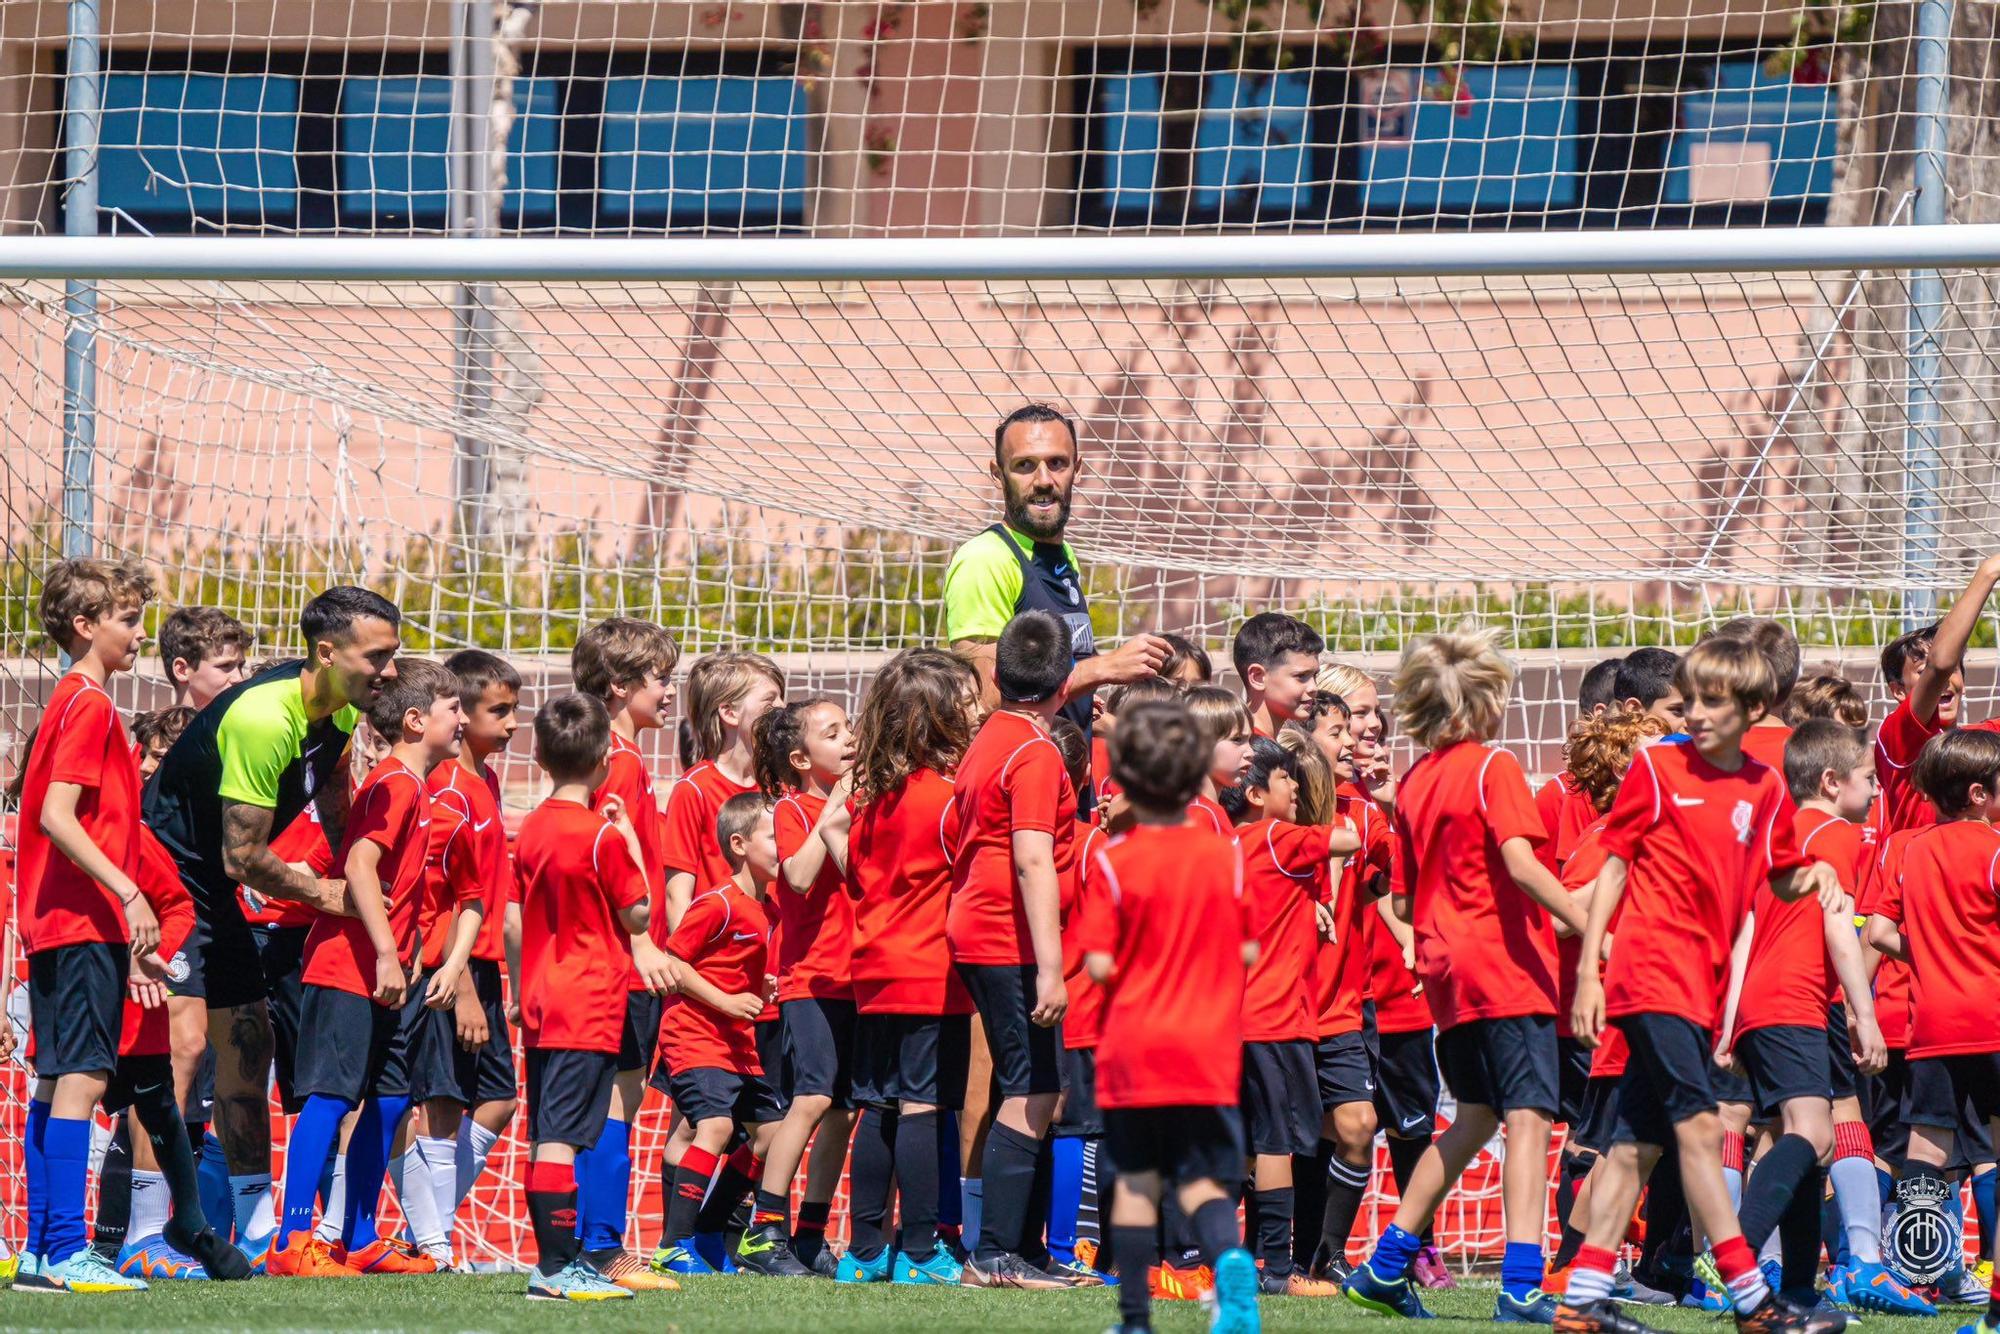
[1412,1245,1456,1290]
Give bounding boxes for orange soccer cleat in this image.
[266,1232,360,1278]
[340,1236,440,1275]
[1149,1261,1214,1300]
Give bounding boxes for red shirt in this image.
[417,791,484,970]
[948,710,1078,967]
[1859,826,1919,1049]
[1238,818,1333,1043]
[662,883,771,1075]
[1875,697,1944,837]
[16,674,142,954]
[1317,794,1390,1038]
[597,735,670,986]
[302,757,432,997]
[1395,741,1556,1030]
[663,759,758,897]
[847,769,970,1015]
[1738,808,1863,1035]
[1560,822,1626,1078]
[1079,823,1251,1108]
[1598,742,1803,1028]
[514,798,648,1052]
[241,807,328,928]
[1064,822,1108,1050]
[1536,774,1597,870]
[1871,819,2000,1059]
[771,791,854,1002]
[1742,724,1793,772]
[426,760,508,962]
[121,827,196,1057]
[1187,795,1231,837]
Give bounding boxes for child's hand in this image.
[121,890,161,959]
[1851,1013,1888,1076]
[764,974,779,1004]
[600,796,633,834]
[722,991,765,1021]
[632,940,679,998]
[455,981,489,1051]
[1570,971,1605,1047]
[1810,863,1849,915]
[1031,965,1068,1028]
[1711,1043,1736,1074]
[0,1021,13,1063]
[423,963,462,1011]
[1314,901,1338,943]
[373,955,408,1008]
[129,952,170,1010]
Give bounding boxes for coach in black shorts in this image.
[144,588,401,1191]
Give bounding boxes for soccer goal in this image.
[5,0,2000,1272]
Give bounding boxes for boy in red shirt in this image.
[1864,728,2000,1334]
[512,691,656,1302]
[1872,555,2000,839]
[739,697,859,1278]
[846,648,982,1286]
[567,617,681,1289]
[1185,686,1255,834]
[1561,638,1846,1334]
[269,658,463,1278]
[399,649,523,1269]
[1345,628,1586,1323]
[1232,613,1323,741]
[1219,737,1358,1297]
[1717,720,1903,1312]
[1080,697,1261,1334]
[948,609,1081,1289]
[655,794,788,1266]
[14,559,165,1294]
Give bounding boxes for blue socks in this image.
[1370,1222,1424,1280]
[281,1094,354,1246]
[24,1099,50,1260]
[1502,1240,1545,1301]
[42,1115,93,1267]
[1048,1136,1085,1265]
[340,1094,409,1248]
[1973,1169,1997,1252]
[199,1129,233,1238]
[576,1116,632,1252]
[938,1111,963,1230]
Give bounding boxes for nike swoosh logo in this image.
[730,932,762,942]
[1400,1113,1426,1129]
[1672,795,1705,807]
[471,818,493,831]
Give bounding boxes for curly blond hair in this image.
[1393,626,1513,751]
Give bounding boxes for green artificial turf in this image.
[0,1272,1977,1334]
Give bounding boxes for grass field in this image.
[0,1273,1982,1333]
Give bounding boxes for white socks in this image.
[315,1157,347,1244]
[130,1170,170,1240]
[399,1143,447,1249]
[1829,1157,1884,1264]
[230,1172,275,1241]
[455,1119,500,1209]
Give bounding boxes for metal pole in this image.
[1903,0,1951,626]
[449,0,497,540]
[61,0,99,564]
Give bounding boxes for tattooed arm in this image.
[313,769,353,850]
[221,801,349,915]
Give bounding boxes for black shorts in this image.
[102,1053,176,1117]
[1104,1106,1245,1186]
[1711,1059,1755,1109]
[669,1066,786,1127]
[1559,1036,1594,1126]
[1572,1074,1623,1155]
[293,984,406,1103]
[28,942,127,1077]
[1316,1031,1376,1110]
[1372,1025,1441,1140]
[413,959,516,1107]
[755,1019,791,1114]
[1826,1003,1859,1103]
[182,907,269,1011]
[1863,1050,1911,1168]
[779,997,855,1105]
[526,1047,617,1149]
[620,990,661,1075]
[958,963,1062,1097]
[1606,1013,1719,1148]
[251,923,311,1113]
[1435,1015,1559,1115]
[852,1012,972,1109]
[1240,1039,1320,1157]
[1055,1046,1103,1138]
[1905,1053,2000,1137]
[1736,1024,1833,1121]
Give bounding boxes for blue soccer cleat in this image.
[837,1247,890,1284]
[893,1244,965,1286]
[116,1234,208,1280]
[1496,1288,1560,1324]
[1206,1248,1263,1334]
[54,1248,149,1293]
[1843,1261,1935,1317]
[690,1231,736,1274]
[649,1243,717,1277]
[1343,1255,1434,1319]
[237,1229,276,1276]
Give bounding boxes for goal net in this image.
[4,0,2000,1272]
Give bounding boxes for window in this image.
[1074,47,1342,229]
[1664,59,1835,214]
[1352,65,1580,216]
[99,71,300,226]
[335,74,563,228]
[597,73,809,229]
